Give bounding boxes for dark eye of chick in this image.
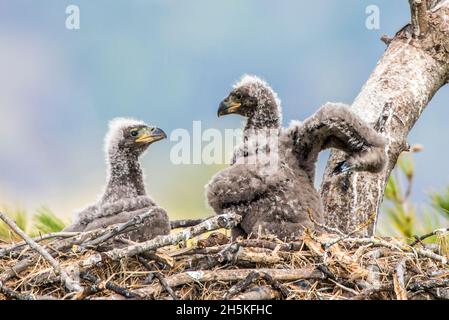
[130,129,139,137]
[235,92,242,100]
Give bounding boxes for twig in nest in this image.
[315,264,357,291]
[350,284,393,300]
[231,285,281,300]
[1,222,139,283]
[170,238,300,257]
[224,271,290,299]
[0,212,82,293]
[223,271,289,299]
[306,209,344,236]
[409,0,429,37]
[118,238,174,268]
[134,268,323,298]
[197,231,229,248]
[188,243,242,269]
[0,232,79,258]
[29,213,242,287]
[76,272,141,300]
[393,258,409,300]
[408,279,449,291]
[79,208,160,250]
[137,256,179,300]
[141,251,174,269]
[0,281,35,300]
[342,237,448,264]
[380,34,393,45]
[181,244,282,269]
[171,217,212,229]
[410,228,449,246]
[323,212,377,250]
[0,255,38,283]
[239,239,303,251]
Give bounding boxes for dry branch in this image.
[76,272,141,300]
[0,232,79,259]
[231,285,281,300]
[0,214,157,283]
[0,281,35,300]
[138,255,179,300]
[224,271,289,299]
[78,208,157,249]
[134,268,324,298]
[2,225,449,300]
[26,213,241,286]
[410,228,449,246]
[171,217,212,229]
[393,258,409,300]
[0,212,81,293]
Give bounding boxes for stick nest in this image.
[1,214,449,300]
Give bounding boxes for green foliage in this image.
[384,204,415,239]
[379,154,448,243]
[32,206,66,235]
[0,206,66,242]
[430,187,449,218]
[0,207,28,242]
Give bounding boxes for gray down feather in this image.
[206,75,386,240]
[64,118,170,242]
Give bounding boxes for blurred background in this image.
[0,0,448,237]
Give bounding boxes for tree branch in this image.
[0,212,82,293]
[134,268,324,297]
[27,213,241,286]
[410,0,429,37]
[321,2,449,235]
[0,232,79,259]
[170,217,211,229]
[231,285,281,300]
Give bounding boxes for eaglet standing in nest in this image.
[64,118,170,242]
[206,75,387,240]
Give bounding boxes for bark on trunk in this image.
[321,0,449,235]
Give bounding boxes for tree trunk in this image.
[320,0,449,236]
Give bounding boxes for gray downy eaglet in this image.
[206,75,386,240]
[64,118,170,242]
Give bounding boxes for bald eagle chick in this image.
[206,75,386,240]
[64,118,170,242]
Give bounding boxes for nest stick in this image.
[28,213,241,286]
[224,271,290,299]
[342,237,448,264]
[135,267,324,297]
[0,281,35,300]
[171,217,212,229]
[0,212,82,293]
[0,232,79,258]
[410,228,449,246]
[79,208,157,249]
[137,256,179,300]
[231,285,281,300]
[75,272,141,300]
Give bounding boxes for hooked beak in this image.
[135,127,167,144]
[217,100,242,117]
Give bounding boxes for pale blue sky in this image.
[0,1,447,220]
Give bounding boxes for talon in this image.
[333,161,351,175]
[342,173,351,191]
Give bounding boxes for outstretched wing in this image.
[288,102,386,176]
